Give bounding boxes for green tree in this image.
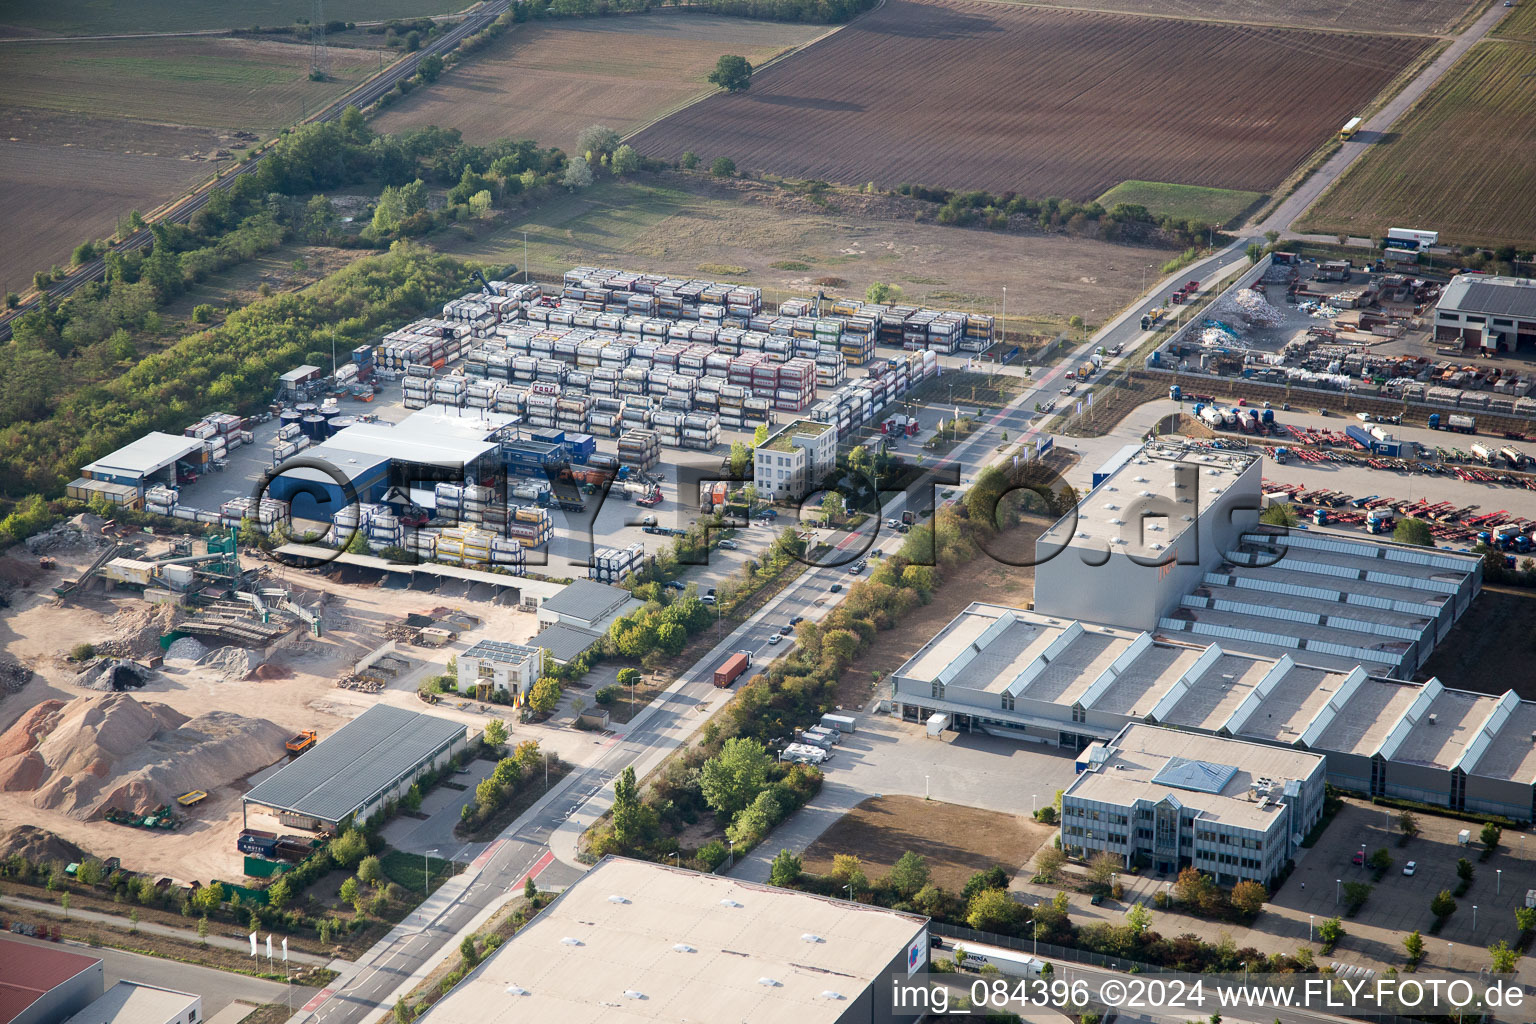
[680,150,699,170]
[966,888,1023,932]
[616,667,642,689]
[1126,901,1152,936]
[1260,503,1298,527]
[484,718,509,747]
[129,908,140,933]
[769,848,802,888]
[72,241,97,266]
[469,190,494,219]
[60,892,69,916]
[708,55,753,93]
[753,423,770,447]
[1317,916,1343,949]
[1368,848,1392,874]
[1456,858,1474,882]
[1404,929,1424,964]
[888,851,929,898]
[343,526,371,554]
[190,882,223,915]
[524,875,537,900]
[1481,821,1502,852]
[358,855,383,888]
[460,934,480,968]
[657,621,687,655]
[730,440,753,477]
[577,124,621,160]
[75,858,104,886]
[197,915,209,946]
[417,52,444,82]
[1033,846,1065,881]
[1488,939,1519,974]
[1087,851,1118,889]
[1516,906,1536,934]
[340,876,360,905]
[1430,889,1457,921]
[829,854,867,891]
[563,156,593,190]
[1264,229,1281,246]
[710,157,735,178]
[865,281,900,305]
[726,787,783,846]
[1398,810,1420,839]
[610,766,656,851]
[267,876,292,911]
[700,737,772,819]
[820,491,845,523]
[611,144,639,177]
[528,676,562,713]
[1245,242,1264,264]
[330,828,368,869]
[1394,517,1434,546]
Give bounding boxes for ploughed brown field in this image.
[633,0,1429,198]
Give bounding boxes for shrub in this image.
[193,303,216,323]
[710,157,736,178]
[70,643,96,662]
[594,684,620,705]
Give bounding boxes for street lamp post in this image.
[1473,905,1478,930]
[727,839,734,871]
[1335,878,1341,906]
[1032,794,1038,815]
[1497,869,1502,895]
[1309,914,1315,943]
[424,848,439,899]
[925,775,930,799]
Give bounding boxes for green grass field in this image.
[1,37,380,131]
[1095,180,1264,227]
[1492,0,1536,41]
[1300,40,1536,248]
[0,0,463,36]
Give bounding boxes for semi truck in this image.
[1429,413,1477,434]
[1471,443,1496,464]
[1500,446,1527,469]
[713,651,752,688]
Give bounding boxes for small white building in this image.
[754,419,837,500]
[457,639,544,698]
[61,980,200,1024]
[1061,724,1326,885]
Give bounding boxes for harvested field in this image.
[1417,586,1536,699]
[1493,0,1536,42]
[1,37,380,132]
[373,13,828,148]
[632,0,1429,198]
[0,109,231,291]
[801,795,1048,891]
[436,176,1153,337]
[1002,0,1473,35]
[0,0,464,36]
[1298,41,1536,248]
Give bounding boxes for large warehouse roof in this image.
[540,580,636,620]
[81,432,206,479]
[1437,275,1536,319]
[324,422,498,469]
[416,857,927,1024]
[894,602,1536,787]
[244,705,464,824]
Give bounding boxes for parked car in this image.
[790,616,805,626]
[1351,851,1365,865]
[718,539,738,550]
[1403,861,1417,876]
[886,518,900,528]
[1089,894,1104,906]
[767,634,782,645]
[829,583,843,593]
[778,624,793,636]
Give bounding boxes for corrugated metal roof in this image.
[81,432,206,478]
[243,705,465,823]
[1440,275,1536,320]
[532,622,602,664]
[540,580,633,619]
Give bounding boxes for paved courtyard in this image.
[730,712,1080,882]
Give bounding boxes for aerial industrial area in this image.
[1,1,1535,1023]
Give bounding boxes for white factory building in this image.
[1062,724,1326,884]
[754,418,838,500]
[1433,274,1536,351]
[1033,440,1481,678]
[891,602,1536,821]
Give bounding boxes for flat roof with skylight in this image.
[1388,687,1501,771]
[415,857,927,1024]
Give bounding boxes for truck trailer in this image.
[713,651,752,688]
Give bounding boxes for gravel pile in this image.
[165,637,208,664]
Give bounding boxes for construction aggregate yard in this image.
[0,521,545,882]
[632,0,1429,198]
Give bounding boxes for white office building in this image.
[1061,724,1326,885]
[754,419,837,500]
[456,639,544,699]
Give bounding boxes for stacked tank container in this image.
[431,375,468,409]
[144,486,178,517]
[507,505,552,548]
[368,513,403,551]
[618,429,661,473]
[590,398,626,438]
[466,380,502,410]
[590,542,645,583]
[403,368,431,410]
[556,393,593,433]
[682,412,721,451]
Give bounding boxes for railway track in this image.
[0,0,511,341]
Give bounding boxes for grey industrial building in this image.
[1033,440,1481,677]
[892,603,1536,821]
[0,938,104,1024]
[1433,274,1536,351]
[242,704,469,832]
[416,856,931,1024]
[1062,724,1326,883]
[530,579,644,664]
[69,432,209,506]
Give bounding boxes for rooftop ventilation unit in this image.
[758,978,782,987]
[820,991,846,1000]
[673,942,697,953]
[720,898,742,908]
[801,933,825,943]
[560,937,584,946]
[505,985,530,996]
[623,990,646,1000]
[607,895,631,904]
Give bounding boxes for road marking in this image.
[302,987,336,1012]
[514,850,556,890]
[471,838,505,869]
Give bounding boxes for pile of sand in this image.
[0,825,88,867]
[98,602,181,659]
[0,693,286,820]
[165,637,207,664]
[195,646,260,684]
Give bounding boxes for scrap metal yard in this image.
[633,0,1430,197]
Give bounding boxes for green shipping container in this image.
[214,879,271,904]
[243,856,290,878]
